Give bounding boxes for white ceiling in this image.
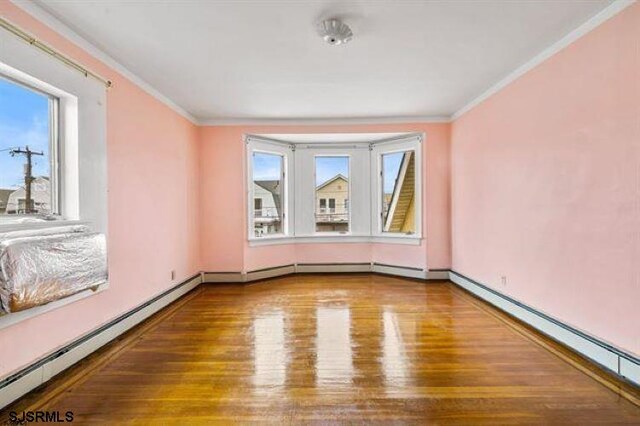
[27,0,613,123]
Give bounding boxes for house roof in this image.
[0,189,12,208]
[255,180,280,194]
[384,152,415,232]
[316,174,348,191]
[254,180,282,217]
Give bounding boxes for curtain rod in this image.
[0,16,112,88]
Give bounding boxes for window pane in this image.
[252,152,283,237]
[0,78,53,216]
[315,156,349,233]
[382,151,415,233]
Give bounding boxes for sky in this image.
[315,156,348,187]
[0,78,50,190]
[252,152,282,181]
[382,152,403,194]
[253,151,403,193]
[252,153,351,187]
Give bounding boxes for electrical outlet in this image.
[171,270,176,281]
[500,276,507,287]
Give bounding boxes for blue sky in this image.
[315,156,348,187]
[0,78,50,190]
[252,152,282,181]
[383,152,403,194]
[252,153,351,187]
[253,151,402,192]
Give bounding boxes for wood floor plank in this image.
[2,274,638,424]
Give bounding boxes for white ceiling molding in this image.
[197,115,452,126]
[9,0,198,124]
[451,0,636,121]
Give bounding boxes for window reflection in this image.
[315,306,353,387]
[253,310,286,393]
[382,309,409,391]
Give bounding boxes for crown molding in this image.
[196,115,452,126]
[9,0,198,124]
[451,0,636,121]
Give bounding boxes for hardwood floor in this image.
[2,274,639,424]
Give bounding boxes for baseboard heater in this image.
[203,262,449,283]
[0,273,202,409]
[448,270,640,388]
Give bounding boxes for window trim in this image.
[246,133,423,245]
[246,137,293,241]
[371,137,422,240]
[0,34,108,235]
[0,74,60,222]
[314,154,351,235]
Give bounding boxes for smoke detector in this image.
[317,19,353,46]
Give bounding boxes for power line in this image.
[9,146,44,214]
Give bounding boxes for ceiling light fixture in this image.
[317,19,353,46]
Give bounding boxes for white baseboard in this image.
[295,263,371,273]
[246,265,295,282]
[0,273,202,409]
[202,272,244,283]
[620,358,640,385]
[449,270,640,387]
[203,263,439,283]
[425,269,450,280]
[372,263,427,280]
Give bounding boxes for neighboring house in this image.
[316,174,349,232]
[253,165,414,236]
[253,180,282,236]
[5,176,52,215]
[383,151,415,233]
[0,189,12,214]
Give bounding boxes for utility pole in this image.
[10,146,43,214]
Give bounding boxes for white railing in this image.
[315,212,348,223]
[254,207,279,218]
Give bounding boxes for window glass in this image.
[382,150,416,233]
[0,77,54,216]
[315,156,349,233]
[252,152,284,237]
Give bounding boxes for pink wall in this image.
[451,4,640,355]
[199,123,452,273]
[0,3,201,377]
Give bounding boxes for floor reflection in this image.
[315,306,354,387]
[252,310,287,394]
[382,308,410,392]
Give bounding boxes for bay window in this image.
[247,133,421,244]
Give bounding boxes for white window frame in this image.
[0,75,60,220]
[0,29,107,235]
[246,136,293,241]
[295,144,371,238]
[371,136,422,240]
[246,134,422,246]
[313,153,352,235]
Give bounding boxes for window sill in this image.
[248,234,422,247]
[0,219,89,234]
[0,281,108,331]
